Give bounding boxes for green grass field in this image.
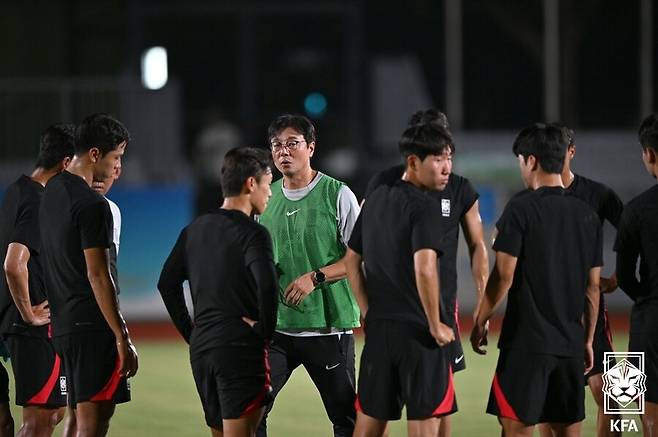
[5,335,634,436]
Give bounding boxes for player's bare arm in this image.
[414,248,454,346]
[84,247,138,378]
[3,242,50,326]
[461,200,490,321]
[344,248,368,318]
[471,250,517,355]
[584,266,601,374]
[284,258,347,306]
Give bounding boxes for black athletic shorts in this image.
[487,349,585,425]
[5,334,66,407]
[629,331,658,404]
[191,340,272,429]
[449,318,466,373]
[52,330,130,407]
[355,319,457,421]
[586,304,614,381]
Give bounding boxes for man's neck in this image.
[401,169,425,190]
[531,172,564,190]
[221,197,252,217]
[30,167,58,187]
[283,167,316,190]
[560,167,574,188]
[65,156,94,187]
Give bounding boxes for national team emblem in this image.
[59,376,67,395]
[441,199,450,217]
[602,352,646,414]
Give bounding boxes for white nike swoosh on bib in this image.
[325,363,340,370]
[286,209,300,216]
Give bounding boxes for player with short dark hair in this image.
[346,117,456,437]
[159,146,278,437]
[257,115,361,437]
[40,113,137,437]
[615,113,658,436]
[362,110,489,437]
[1,123,75,437]
[548,123,623,437]
[471,124,602,437]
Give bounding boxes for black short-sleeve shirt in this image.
[349,179,447,329]
[39,171,113,336]
[0,175,48,337]
[494,186,603,357]
[566,174,623,227]
[158,209,275,358]
[363,166,479,327]
[614,184,658,333]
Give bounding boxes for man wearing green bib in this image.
[257,114,361,437]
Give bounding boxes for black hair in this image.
[512,123,568,174]
[550,121,575,147]
[639,114,658,152]
[76,113,130,156]
[399,112,453,161]
[35,123,76,169]
[408,109,454,149]
[267,114,316,145]
[221,147,273,197]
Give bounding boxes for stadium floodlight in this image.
[141,46,168,90]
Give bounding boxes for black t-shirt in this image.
[40,171,113,336]
[0,175,48,337]
[349,179,447,329]
[158,209,278,358]
[614,184,658,333]
[494,186,603,357]
[363,166,479,327]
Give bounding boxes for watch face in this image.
[315,270,326,283]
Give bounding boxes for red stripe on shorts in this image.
[27,354,61,405]
[454,301,460,334]
[492,373,519,421]
[90,357,122,401]
[241,343,273,417]
[432,366,455,416]
[354,395,363,413]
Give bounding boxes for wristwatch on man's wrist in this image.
[312,269,326,287]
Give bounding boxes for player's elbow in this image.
[3,257,23,280]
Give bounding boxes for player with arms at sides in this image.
[257,115,361,437]
[159,147,278,437]
[62,161,124,437]
[362,109,488,437]
[615,114,658,436]
[345,118,456,437]
[1,123,75,437]
[535,123,623,437]
[39,113,137,437]
[471,124,602,437]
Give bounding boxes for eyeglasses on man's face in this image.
[270,138,306,153]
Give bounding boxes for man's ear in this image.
[406,154,419,172]
[308,141,315,158]
[89,147,101,164]
[527,154,538,171]
[244,176,256,194]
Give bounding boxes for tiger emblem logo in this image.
[602,358,647,408]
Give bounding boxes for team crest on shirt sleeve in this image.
[441,199,451,217]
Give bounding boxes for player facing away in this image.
[256,115,361,437]
[345,118,456,437]
[615,114,658,436]
[39,113,137,437]
[471,124,602,437]
[541,123,623,437]
[0,123,75,437]
[158,147,278,437]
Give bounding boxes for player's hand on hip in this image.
[584,342,594,375]
[27,301,50,326]
[430,322,455,346]
[116,336,139,378]
[284,273,315,306]
[470,321,489,355]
